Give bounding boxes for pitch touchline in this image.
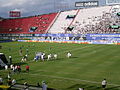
[27,73,120,87]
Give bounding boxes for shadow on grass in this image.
[67,84,120,90]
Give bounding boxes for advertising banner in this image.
[34,33,81,37]
[106,0,120,5]
[86,34,120,41]
[9,11,21,17]
[75,1,99,7]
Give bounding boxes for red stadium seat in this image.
[0,13,57,34]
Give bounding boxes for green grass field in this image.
[0,42,120,90]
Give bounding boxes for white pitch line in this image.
[57,44,97,54]
[27,73,120,87]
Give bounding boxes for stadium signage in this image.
[86,34,120,40]
[106,0,120,5]
[34,34,81,37]
[9,11,21,17]
[75,1,99,7]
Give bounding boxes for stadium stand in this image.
[70,5,120,34]
[0,5,120,36]
[0,13,57,34]
[48,10,79,34]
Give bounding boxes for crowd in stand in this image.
[66,7,120,35]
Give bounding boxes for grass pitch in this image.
[0,42,120,90]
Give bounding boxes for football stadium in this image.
[0,0,120,90]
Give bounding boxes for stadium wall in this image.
[17,33,120,45]
[18,39,119,45]
[0,40,13,43]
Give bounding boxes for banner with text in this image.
[86,34,120,41]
